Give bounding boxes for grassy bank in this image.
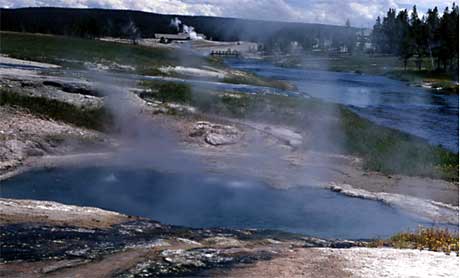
[385,70,459,94]
[223,72,296,91]
[273,54,401,75]
[0,89,111,130]
[142,80,458,181]
[0,31,202,72]
[272,54,458,94]
[340,108,458,181]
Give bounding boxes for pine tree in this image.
[426,7,440,68]
[371,4,458,74]
[371,16,384,52]
[438,7,451,70]
[396,10,412,70]
[446,3,459,71]
[410,5,426,70]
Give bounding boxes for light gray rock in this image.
[190,121,241,146]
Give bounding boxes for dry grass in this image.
[370,227,459,255]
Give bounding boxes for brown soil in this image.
[211,248,352,277]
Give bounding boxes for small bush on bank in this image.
[370,227,459,255]
[155,82,192,104]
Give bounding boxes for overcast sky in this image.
[0,0,455,27]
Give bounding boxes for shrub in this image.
[156,82,192,104]
[370,227,459,255]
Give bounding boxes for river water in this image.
[226,59,459,152]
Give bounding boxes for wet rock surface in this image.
[119,248,274,277]
[1,221,163,262]
[0,220,357,263]
[0,218,364,277]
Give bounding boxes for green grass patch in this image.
[223,72,295,91]
[386,70,459,94]
[0,31,205,72]
[0,89,112,130]
[155,82,192,104]
[339,107,458,181]
[140,80,192,104]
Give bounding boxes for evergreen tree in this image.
[410,5,426,70]
[396,9,412,69]
[371,16,384,52]
[371,4,458,74]
[382,9,398,53]
[438,7,452,70]
[426,7,440,68]
[446,3,459,71]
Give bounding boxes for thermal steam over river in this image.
[226,59,459,152]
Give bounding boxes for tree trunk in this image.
[428,46,434,70]
[415,58,421,71]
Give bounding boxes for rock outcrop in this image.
[190,121,242,146]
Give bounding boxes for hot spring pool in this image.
[0,167,443,239]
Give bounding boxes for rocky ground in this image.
[218,247,459,278]
[0,199,361,277]
[0,106,107,178]
[1,199,458,278]
[0,57,459,277]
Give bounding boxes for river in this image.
[226,59,459,152]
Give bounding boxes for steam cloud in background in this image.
[170,17,182,31]
[170,17,204,40]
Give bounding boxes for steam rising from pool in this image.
[1,167,450,240]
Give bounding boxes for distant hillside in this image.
[0,7,358,52]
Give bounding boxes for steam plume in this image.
[170,17,204,40]
[170,17,182,32]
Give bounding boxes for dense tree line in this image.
[372,4,459,72]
